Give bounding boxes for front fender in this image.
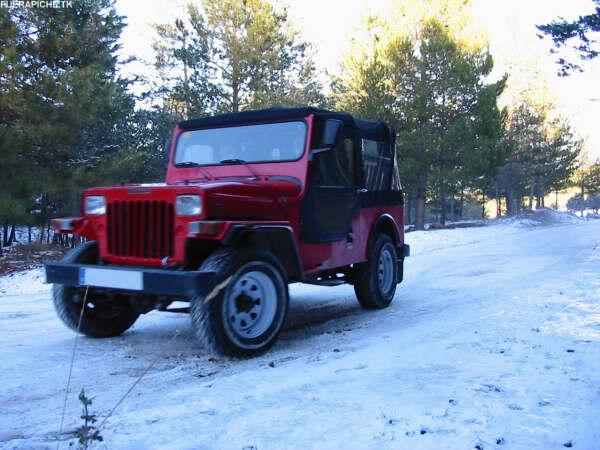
[223,224,304,282]
[51,217,96,240]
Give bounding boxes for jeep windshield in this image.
[174,121,307,167]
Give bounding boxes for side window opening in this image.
[310,122,357,187]
[337,134,356,186]
[361,139,393,191]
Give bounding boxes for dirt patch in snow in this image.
[0,243,67,276]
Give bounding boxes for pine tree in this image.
[153,9,215,119]
[537,0,600,75]
[1,0,136,231]
[586,160,600,194]
[153,0,326,116]
[334,1,504,228]
[495,95,582,214]
[540,117,582,207]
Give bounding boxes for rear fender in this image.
[369,214,401,251]
[369,214,408,283]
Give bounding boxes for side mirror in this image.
[310,119,342,158]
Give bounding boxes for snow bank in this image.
[0,267,49,296]
[497,208,582,227]
[405,227,488,256]
[406,209,584,256]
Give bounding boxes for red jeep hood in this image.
[86,178,300,197]
[85,178,301,220]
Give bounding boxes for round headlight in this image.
[176,195,202,216]
[85,196,106,215]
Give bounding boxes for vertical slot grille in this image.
[107,200,174,260]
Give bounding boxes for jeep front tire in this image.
[354,234,398,309]
[52,241,140,337]
[190,248,289,357]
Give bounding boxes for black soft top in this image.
[178,107,393,142]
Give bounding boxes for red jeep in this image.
[46,107,409,356]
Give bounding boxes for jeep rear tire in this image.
[354,234,398,309]
[190,248,289,357]
[52,241,140,338]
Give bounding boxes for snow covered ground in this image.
[1,216,599,449]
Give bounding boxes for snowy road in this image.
[1,220,599,449]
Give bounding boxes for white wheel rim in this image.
[378,247,394,294]
[224,270,277,339]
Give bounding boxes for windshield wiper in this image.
[219,159,261,180]
[174,161,214,180]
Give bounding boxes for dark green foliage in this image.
[1,0,138,225]
[92,107,177,184]
[586,160,600,194]
[537,0,600,75]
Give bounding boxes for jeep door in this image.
[301,123,360,245]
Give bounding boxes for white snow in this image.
[0,268,49,296]
[1,216,599,450]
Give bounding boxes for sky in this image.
[115,0,600,159]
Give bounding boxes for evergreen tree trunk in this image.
[2,223,8,247]
[182,33,190,118]
[506,191,515,216]
[481,193,486,219]
[581,179,585,217]
[28,226,32,243]
[232,84,240,112]
[440,185,447,226]
[8,224,15,246]
[415,195,426,230]
[495,182,501,217]
[415,171,427,230]
[529,177,535,209]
